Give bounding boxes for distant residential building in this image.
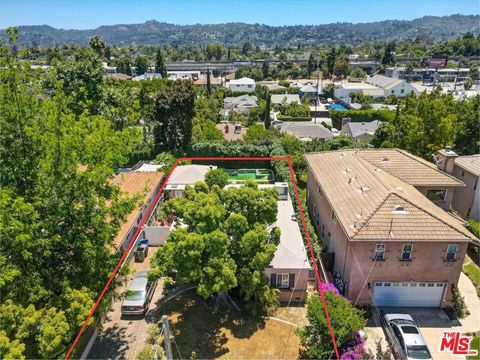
[280,122,333,141]
[385,67,470,82]
[228,77,256,92]
[264,83,287,91]
[223,95,258,113]
[436,148,480,220]
[334,82,385,103]
[194,76,223,87]
[305,149,476,308]
[132,73,163,81]
[341,119,382,142]
[366,75,418,97]
[299,84,322,101]
[271,94,301,105]
[167,70,201,80]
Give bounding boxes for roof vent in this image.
[348,177,355,184]
[381,157,389,162]
[393,205,407,214]
[359,186,370,193]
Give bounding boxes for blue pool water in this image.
[329,103,348,111]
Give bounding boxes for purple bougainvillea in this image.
[341,332,367,360]
[321,282,340,295]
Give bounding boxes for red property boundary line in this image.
[65,157,340,360]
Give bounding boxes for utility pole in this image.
[162,315,173,360]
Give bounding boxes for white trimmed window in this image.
[276,273,289,288]
[374,243,385,261]
[401,244,413,261]
[446,243,458,261]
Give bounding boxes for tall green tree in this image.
[206,68,212,96]
[150,183,280,312]
[53,48,104,115]
[264,93,272,129]
[381,42,395,66]
[0,27,141,358]
[134,56,149,75]
[155,49,167,77]
[326,47,337,75]
[89,35,106,58]
[151,80,196,152]
[262,60,269,79]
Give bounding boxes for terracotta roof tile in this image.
[305,150,475,242]
[455,155,480,177]
[111,172,163,248]
[356,149,463,187]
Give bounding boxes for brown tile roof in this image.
[305,150,476,242]
[455,155,480,177]
[356,149,463,187]
[111,171,163,248]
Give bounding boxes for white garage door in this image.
[373,281,446,307]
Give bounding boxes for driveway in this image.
[366,273,480,360]
[87,247,164,360]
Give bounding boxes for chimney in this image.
[341,117,351,130]
[435,146,458,174]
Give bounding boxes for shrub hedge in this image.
[329,109,396,129]
[277,115,311,122]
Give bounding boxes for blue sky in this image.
[1,0,478,29]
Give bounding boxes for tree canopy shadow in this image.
[155,292,267,359]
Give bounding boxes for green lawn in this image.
[463,262,480,298]
[467,333,479,360]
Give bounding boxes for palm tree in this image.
[89,36,106,58]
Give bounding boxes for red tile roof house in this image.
[305,149,477,308]
[110,171,164,251]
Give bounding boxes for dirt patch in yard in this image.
[156,294,304,359]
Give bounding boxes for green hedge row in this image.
[329,109,396,129]
[277,115,311,122]
[187,141,271,158]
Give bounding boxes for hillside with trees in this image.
[4,15,479,47]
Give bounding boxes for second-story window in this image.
[401,244,413,261]
[426,189,447,202]
[374,243,385,261]
[446,243,458,261]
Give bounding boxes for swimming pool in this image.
[223,168,274,182]
[328,103,348,111]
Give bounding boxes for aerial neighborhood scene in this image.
[1,0,480,359]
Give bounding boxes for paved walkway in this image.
[455,271,480,332]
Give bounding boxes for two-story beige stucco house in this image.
[436,147,480,220]
[305,149,477,308]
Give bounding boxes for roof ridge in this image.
[351,193,391,238]
[390,191,475,240]
[350,157,392,237]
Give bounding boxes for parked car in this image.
[384,313,432,360]
[121,271,157,316]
